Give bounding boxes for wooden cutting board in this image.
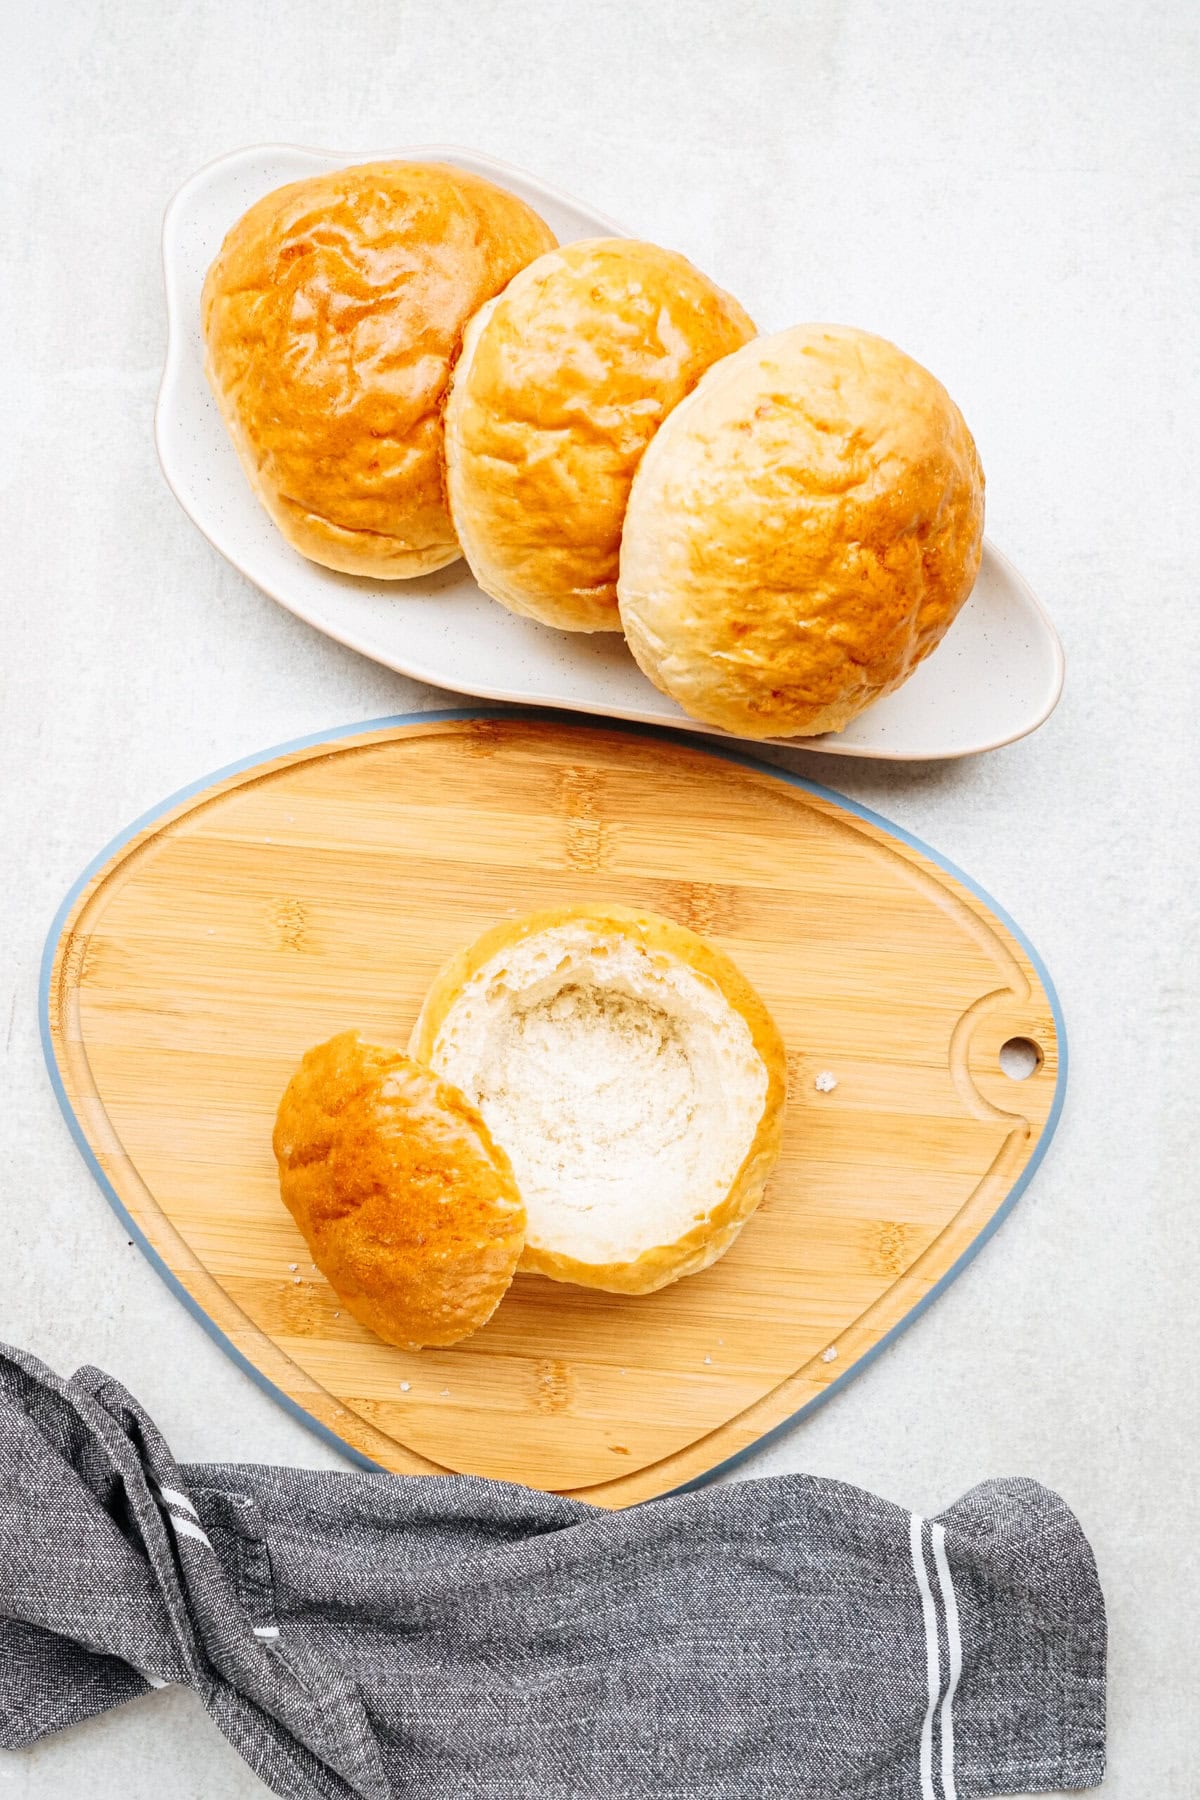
[43,714,1063,1506]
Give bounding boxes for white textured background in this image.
[2,1,1197,1793]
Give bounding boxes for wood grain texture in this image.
[45,716,1061,1504]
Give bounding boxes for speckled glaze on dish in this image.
[156,144,1064,760]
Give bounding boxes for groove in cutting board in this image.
[42,712,1064,1505]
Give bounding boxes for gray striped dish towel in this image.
[0,1343,1104,1798]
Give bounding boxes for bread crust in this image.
[444,240,755,630]
[409,905,787,1294]
[273,1032,525,1348]
[202,162,556,579]
[617,325,985,737]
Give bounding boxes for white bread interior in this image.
[409,907,787,1294]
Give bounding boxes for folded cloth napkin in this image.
[0,1344,1104,1799]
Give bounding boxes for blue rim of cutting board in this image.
[39,707,1068,1498]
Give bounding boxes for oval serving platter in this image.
[157,144,1064,762]
[43,713,1064,1505]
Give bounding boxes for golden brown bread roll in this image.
[443,239,755,630]
[202,163,556,579]
[273,1031,525,1348]
[617,324,985,738]
[409,904,787,1293]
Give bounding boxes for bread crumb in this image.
[821,1346,838,1363]
[703,1354,712,1365]
[400,1381,411,1393]
[288,1263,298,1272]
[814,1071,838,1093]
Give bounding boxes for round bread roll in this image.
[617,325,985,738]
[202,162,556,579]
[444,239,755,630]
[273,1031,525,1349]
[409,905,787,1294]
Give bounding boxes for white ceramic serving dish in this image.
[156,144,1064,761]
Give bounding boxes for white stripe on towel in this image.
[168,1511,212,1548]
[156,1484,200,1519]
[909,1513,940,1800]
[252,1624,280,1640]
[931,1522,962,1800]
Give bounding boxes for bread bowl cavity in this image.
[409,907,787,1293]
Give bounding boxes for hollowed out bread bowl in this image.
[409,905,787,1294]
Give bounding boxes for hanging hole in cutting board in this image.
[999,1036,1043,1080]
